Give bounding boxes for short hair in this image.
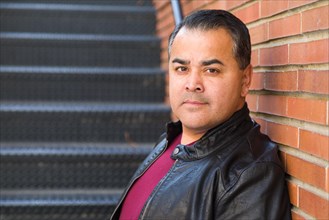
[168,10,251,70]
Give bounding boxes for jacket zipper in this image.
[139,158,179,219]
[111,140,169,218]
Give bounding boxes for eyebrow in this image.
[201,59,224,66]
[171,58,190,65]
[171,58,224,66]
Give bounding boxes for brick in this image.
[203,3,222,10]
[246,94,258,112]
[226,0,249,10]
[291,210,306,220]
[156,2,173,19]
[158,29,172,41]
[160,32,171,47]
[269,13,301,39]
[289,39,329,64]
[298,70,329,95]
[205,1,227,10]
[265,71,298,92]
[326,102,329,125]
[160,42,168,55]
[299,130,329,161]
[250,72,264,90]
[251,49,259,67]
[157,28,172,39]
[161,53,168,68]
[249,23,269,45]
[157,10,174,31]
[260,45,289,66]
[325,166,329,193]
[287,97,327,125]
[251,117,267,134]
[259,95,287,116]
[289,0,317,10]
[161,42,169,52]
[287,180,298,206]
[161,57,167,67]
[160,28,172,40]
[286,154,327,191]
[182,1,194,16]
[267,122,298,148]
[302,5,329,33]
[299,188,329,219]
[261,0,288,17]
[190,0,209,10]
[234,2,260,24]
[162,41,169,50]
[327,101,329,126]
[153,1,170,10]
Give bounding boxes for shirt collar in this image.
[167,103,254,160]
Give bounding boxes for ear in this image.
[241,64,253,97]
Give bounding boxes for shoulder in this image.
[219,123,284,189]
[246,123,282,167]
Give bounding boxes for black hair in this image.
[168,10,251,70]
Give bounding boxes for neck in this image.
[181,127,207,145]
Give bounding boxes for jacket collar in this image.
[167,103,254,161]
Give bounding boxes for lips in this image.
[183,99,207,105]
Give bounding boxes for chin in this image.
[182,121,210,131]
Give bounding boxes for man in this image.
[111,10,291,220]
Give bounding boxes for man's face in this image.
[168,27,252,139]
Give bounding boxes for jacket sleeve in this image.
[215,162,292,220]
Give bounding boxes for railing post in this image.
[170,0,183,25]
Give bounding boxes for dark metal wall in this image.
[0,0,170,219]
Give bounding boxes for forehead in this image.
[170,27,235,62]
[174,26,233,44]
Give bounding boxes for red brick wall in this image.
[153,0,329,219]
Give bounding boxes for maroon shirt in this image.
[119,134,182,220]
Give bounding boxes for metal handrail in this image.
[170,0,183,25]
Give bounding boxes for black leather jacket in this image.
[111,105,291,220]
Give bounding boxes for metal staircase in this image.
[0,1,170,219]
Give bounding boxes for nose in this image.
[185,72,204,92]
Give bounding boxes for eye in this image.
[206,68,220,74]
[175,66,188,72]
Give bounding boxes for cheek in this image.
[168,81,175,99]
[169,76,183,95]
[168,82,179,105]
[208,81,239,105]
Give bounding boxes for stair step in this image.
[0,33,160,67]
[0,189,122,205]
[0,102,170,142]
[0,0,153,6]
[0,66,165,102]
[0,0,161,218]
[0,189,121,220]
[0,142,152,188]
[0,3,155,34]
[0,142,153,156]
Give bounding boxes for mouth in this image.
[183,99,207,106]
